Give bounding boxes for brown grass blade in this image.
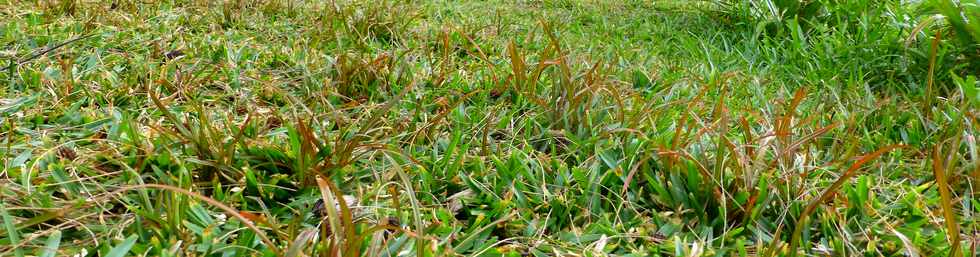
[777,88,808,165]
[933,146,962,257]
[315,175,351,256]
[508,40,526,91]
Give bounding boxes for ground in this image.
[0,0,977,256]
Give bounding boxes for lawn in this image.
[1,0,977,256]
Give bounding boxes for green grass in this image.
[1,0,977,256]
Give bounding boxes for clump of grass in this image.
[326,0,421,48]
[149,86,252,182]
[331,51,398,101]
[503,21,636,154]
[782,145,904,256]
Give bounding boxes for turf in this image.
[0,0,977,256]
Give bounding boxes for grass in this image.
[0,0,977,256]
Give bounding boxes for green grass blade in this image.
[105,234,138,257]
[39,230,61,257]
[0,202,24,257]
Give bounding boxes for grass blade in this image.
[933,146,962,257]
[39,230,61,257]
[0,202,24,257]
[285,229,318,257]
[315,176,341,254]
[105,234,138,257]
[387,153,426,257]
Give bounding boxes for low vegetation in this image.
[1,0,977,256]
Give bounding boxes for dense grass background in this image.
[1,0,977,256]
